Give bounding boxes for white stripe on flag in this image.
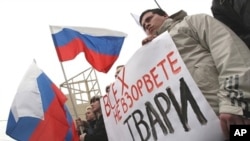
[11,62,44,121]
[50,25,127,37]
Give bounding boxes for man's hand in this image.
[142,35,157,45]
[79,133,86,141]
[220,113,250,140]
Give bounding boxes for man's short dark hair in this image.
[139,8,167,25]
[90,95,102,103]
[115,65,124,78]
[105,85,110,93]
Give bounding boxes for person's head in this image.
[85,106,96,121]
[75,117,83,126]
[105,85,110,93]
[115,65,124,78]
[139,8,168,35]
[90,95,102,114]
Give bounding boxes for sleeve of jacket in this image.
[187,14,250,117]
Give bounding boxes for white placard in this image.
[101,32,224,141]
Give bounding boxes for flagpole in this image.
[59,62,79,118]
[154,0,162,9]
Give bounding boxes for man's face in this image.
[141,12,167,35]
[85,108,95,121]
[75,118,83,126]
[91,100,100,113]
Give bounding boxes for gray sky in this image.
[0,0,212,140]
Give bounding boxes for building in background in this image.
[60,67,102,120]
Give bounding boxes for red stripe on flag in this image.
[29,84,69,141]
[56,38,85,61]
[57,38,118,72]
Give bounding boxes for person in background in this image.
[85,106,97,135]
[105,85,110,93]
[75,117,89,135]
[139,8,250,140]
[79,95,108,141]
[105,64,124,96]
[211,0,250,48]
[115,65,124,78]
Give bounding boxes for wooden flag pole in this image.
[59,62,79,118]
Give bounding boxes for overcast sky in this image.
[0,0,212,140]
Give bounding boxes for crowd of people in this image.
[75,65,124,141]
[75,1,250,141]
[76,95,108,141]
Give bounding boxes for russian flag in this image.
[64,106,79,141]
[6,62,79,141]
[50,26,127,73]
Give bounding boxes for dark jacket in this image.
[211,0,250,48]
[84,115,108,141]
[85,120,96,135]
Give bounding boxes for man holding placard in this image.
[139,8,250,141]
